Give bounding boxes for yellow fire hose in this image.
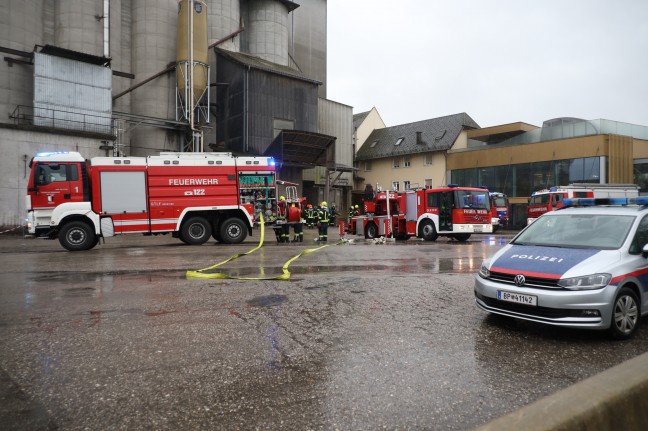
[186,213,338,280]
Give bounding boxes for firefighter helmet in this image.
[321,201,327,207]
[354,205,359,209]
[279,196,286,201]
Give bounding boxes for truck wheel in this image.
[609,287,639,340]
[59,221,97,251]
[180,217,212,245]
[365,222,378,239]
[453,233,471,242]
[420,221,438,241]
[220,217,247,244]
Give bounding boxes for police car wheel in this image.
[609,287,640,340]
[180,217,212,245]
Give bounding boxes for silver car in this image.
[475,198,648,339]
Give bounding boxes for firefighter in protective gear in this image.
[317,201,330,242]
[277,196,290,243]
[305,204,315,228]
[291,203,303,242]
[348,205,355,220]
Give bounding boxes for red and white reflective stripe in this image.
[0,226,22,234]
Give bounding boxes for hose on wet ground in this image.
[186,213,340,281]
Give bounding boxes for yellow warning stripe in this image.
[186,213,337,280]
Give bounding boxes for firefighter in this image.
[305,204,315,228]
[277,196,290,243]
[317,201,330,242]
[354,204,360,216]
[330,202,338,225]
[291,203,304,242]
[348,205,355,221]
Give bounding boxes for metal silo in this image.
[130,0,179,156]
[177,0,209,129]
[245,0,292,66]
[0,0,43,120]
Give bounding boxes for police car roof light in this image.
[562,197,648,207]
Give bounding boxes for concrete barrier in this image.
[474,351,648,431]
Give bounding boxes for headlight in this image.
[557,274,611,290]
[478,264,490,279]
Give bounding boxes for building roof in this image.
[215,48,322,85]
[353,110,370,130]
[356,113,480,161]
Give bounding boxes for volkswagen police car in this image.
[475,197,648,339]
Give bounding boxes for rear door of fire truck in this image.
[30,161,86,208]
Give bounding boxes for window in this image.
[425,179,433,188]
[404,157,411,167]
[35,163,73,185]
[393,158,400,168]
[395,137,404,146]
[392,181,400,191]
[370,140,378,148]
[424,154,433,166]
[364,160,372,171]
[404,181,411,190]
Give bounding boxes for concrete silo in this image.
[130,0,179,156]
[0,0,43,120]
[208,0,241,51]
[244,0,296,66]
[54,0,105,56]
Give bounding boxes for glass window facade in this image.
[634,160,648,193]
[450,157,601,197]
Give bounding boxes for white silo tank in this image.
[0,0,43,120]
[247,0,290,66]
[130,0,179,156]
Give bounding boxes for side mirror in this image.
[642,243,648,258]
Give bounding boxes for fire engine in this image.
[489,191,509,231]
[346,185,492,241]
[527,183,639,225]
[26,151,277,251]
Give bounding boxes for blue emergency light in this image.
[563,197,648,207]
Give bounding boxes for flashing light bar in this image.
[36,151,71,157]
[563,197,648,207]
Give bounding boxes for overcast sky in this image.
[326,0,648,129]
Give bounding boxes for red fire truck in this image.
[26,151,277,251]
[489,191,509,231]
[346,185,492,241]
[527,183,639,225]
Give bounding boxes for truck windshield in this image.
[455,190,490,210]
[513,213,635,249]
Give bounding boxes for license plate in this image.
[497,290,537,306]
[474,226,483,232]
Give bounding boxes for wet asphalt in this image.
[1,227,648,430]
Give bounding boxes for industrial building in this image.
[0,0,353,229]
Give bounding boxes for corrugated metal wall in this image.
[33,52,112,134]
[217,54,319,156]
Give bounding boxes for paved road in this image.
[1,228,647,430]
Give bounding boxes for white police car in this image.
[475,197,648,339]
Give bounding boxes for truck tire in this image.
[365,222,378,239]
[420,221,438,241]
[220,217,247,244]
[453,233,471,242]
[59,221,97,251]
[179,217,212,245]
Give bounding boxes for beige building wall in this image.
[355,107,386,153]
[359,151,448,192]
